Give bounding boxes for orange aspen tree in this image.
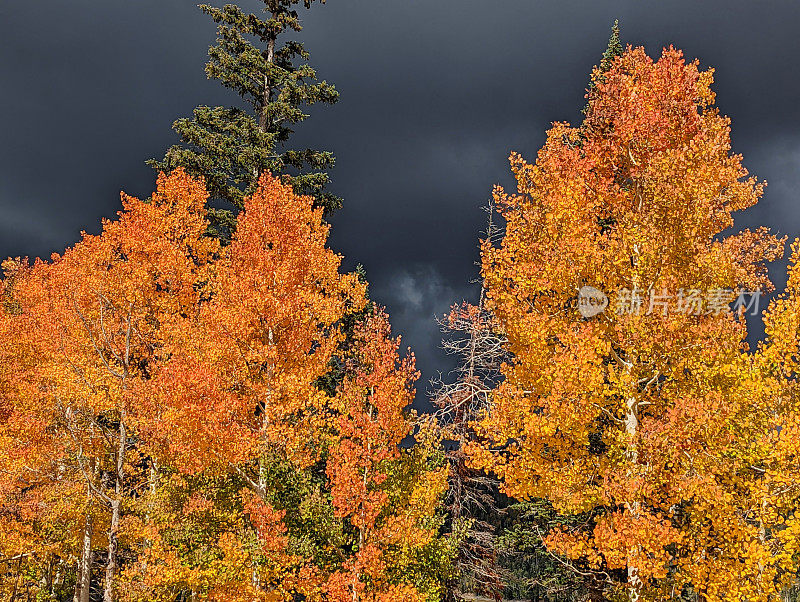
[124,173,369,600]
[137,172,366,477]
[325,310,449,602]
[467,46,792,600]
[0,260,80,600]
[2,170,451,600]
[123,176,452,600]
[0,170,217,601]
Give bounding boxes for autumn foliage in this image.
[468,46,800,601]
[0,171,448,601]
[6,39,800,602]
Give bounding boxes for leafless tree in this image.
[430,201,509,600]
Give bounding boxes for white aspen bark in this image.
[252,327,275,592]
[73,510,93,602]
[74,456,98,602]
[626,241,642,602]
[103,414,126,602]
[50,557,63,602]
[625,394,642,602]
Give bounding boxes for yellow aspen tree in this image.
[467,46,790,600]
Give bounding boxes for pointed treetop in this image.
[599,19,623,74]
[583,20,624,113]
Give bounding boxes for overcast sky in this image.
[2,0,800,403]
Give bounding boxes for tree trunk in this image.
[625,395,642,602]
[103,501,120,602]
[251,327,275,592]
[103,416,126,602]
[258,29,276,133]
[73,512,93,602]
[626,244,643,602]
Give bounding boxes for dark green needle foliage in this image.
[583,20,624,114]
[599,19,623,74]
[150,0,340,236]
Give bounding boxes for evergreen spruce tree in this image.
[583,20,623,114]
[150,0,340,235]
[598,19,623,74]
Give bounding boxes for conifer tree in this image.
[150,0,340,235]
[583,20,623,114]
[599,19,623,74]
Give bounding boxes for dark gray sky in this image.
[2,0,800,399]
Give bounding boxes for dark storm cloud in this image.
[2,0,800,398]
